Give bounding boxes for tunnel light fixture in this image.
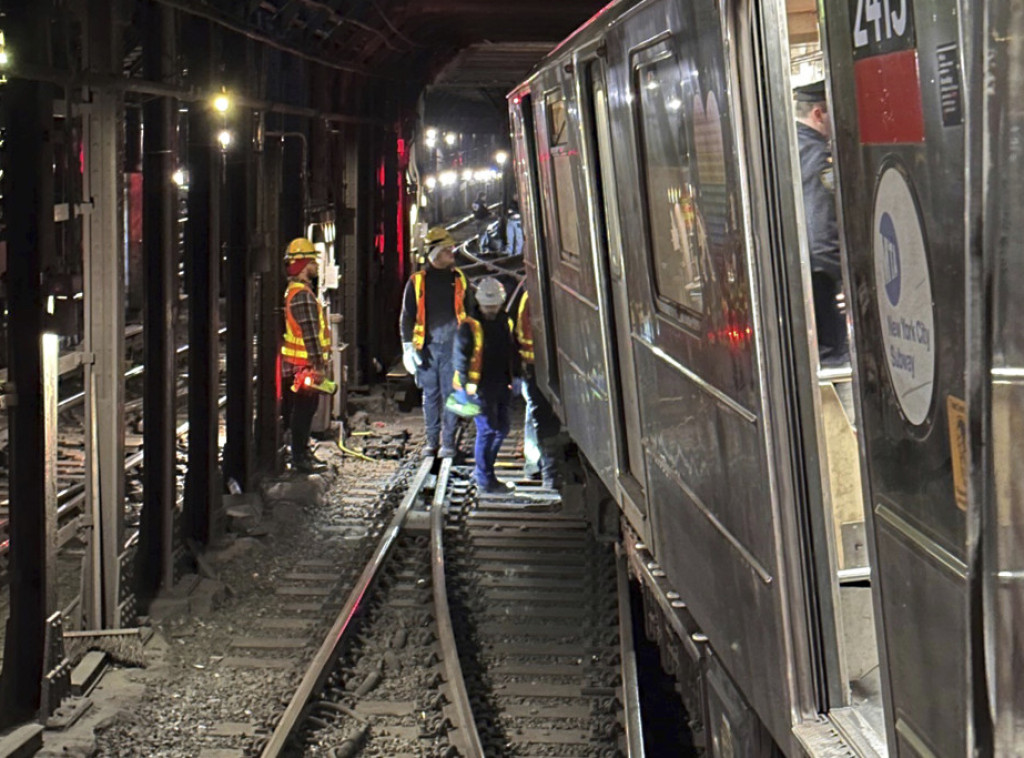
[439,170,457,187]
[444,132,457,147]
[217,129,233,150]
[172,168,187,187]
[462,169,474,182]
[494,150,508,166]
[425,175,437,191]
[213,88,232,114]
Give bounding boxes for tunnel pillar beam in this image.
[0,0,56,727]
[139,0,179,600]
[82,0,128,627]
[256,136,284,473]
[184,18,221,546]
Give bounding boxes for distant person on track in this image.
[795,80,849,366]
[453,277,516,494]
[281,237,330,474]
[504,200,524,256]
[400,227,470,458]
[509,283,559,489]
[471,191,493,249]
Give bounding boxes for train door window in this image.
[633,45,706,322]
[784,1,884,743]
[545,92,581,267]
[519,92,561,398]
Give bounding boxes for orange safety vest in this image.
[411,267,468,349]
[453,315,513,390]
[281,281,331,366]
[515,290,534,364]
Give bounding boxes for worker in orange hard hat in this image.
[281,237,330,474]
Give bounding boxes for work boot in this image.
[293,456,326,474]
[438,446,457,459]
[481,479,516,495]
[422,444,438,458]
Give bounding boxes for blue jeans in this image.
[419,334,457,449]
[474,390,511,486]
[522,376,557,480]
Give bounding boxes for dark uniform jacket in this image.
[454,308,514,400]
[797,123,841,281]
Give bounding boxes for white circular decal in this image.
[873,164,935,426]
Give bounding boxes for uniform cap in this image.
[476,277,506,307]
[794,80,827,103]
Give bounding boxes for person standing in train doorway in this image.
[509,282,560,489]
[400,226,471,458]
[281,237,330,474]
[794,80,849,366]
[453,277,517,494]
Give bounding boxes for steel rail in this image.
[616,547,647,757]
[430,457,486,757]
[260,456,436,757]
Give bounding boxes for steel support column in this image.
[223,103,255,489]
[138,0,179,598]
[82,0,127,630]
[256,138,284,472]
[0,0,55,726]
[184,19,221,545]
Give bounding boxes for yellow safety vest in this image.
[281,281,331,366]
[411,267,468,349]
[515,290,534,364]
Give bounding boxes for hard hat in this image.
[285,237,316,259]
[475,277,506,307]
[424,226,455,262]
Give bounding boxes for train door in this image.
[575,52,649,527]
[510,91,561,406]
[821,0,976,753]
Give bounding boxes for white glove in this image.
[402,342,421,375]
[466,382,478,396]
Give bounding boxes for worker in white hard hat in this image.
[453,277,516,493]
[399,226,470,458]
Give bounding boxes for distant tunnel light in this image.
[425,127,438,141]
[462,169,474,182]
[217,129,233,150]
[172,168,186,187]
[425,175,437,191]
[439,170,457,187]
[444,132,457,147]
[494,150,508,166]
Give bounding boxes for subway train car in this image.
[509,0,1022,756]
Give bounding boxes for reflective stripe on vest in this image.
[412,267,468,349]
[282,281,331,365]
[515,290,534,363]
[453,316,513,390]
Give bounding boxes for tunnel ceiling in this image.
[192,0,610,128]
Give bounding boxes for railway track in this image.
[259,433,644,757]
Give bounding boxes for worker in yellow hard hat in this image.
[281,237,330,473]
[399,226,470,458]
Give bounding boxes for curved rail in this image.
[430,457,485,756]
[616,548,646,757]
[260,455,436,757]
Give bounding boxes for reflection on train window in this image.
[545,92,581,266]
[635,55,705,316]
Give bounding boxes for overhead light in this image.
[172,168,187,186]
[462,169,474,182]
[213,89,232,114]
[444,133,457,147]
[494,150,508,166]
[217,129,233,150]
[439,170,457,187]
[425,176,437,190]
[425,127,438,141]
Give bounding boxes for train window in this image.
[634,54,706,317]
[545,92,581,266]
